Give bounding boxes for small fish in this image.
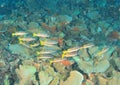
[12,31,27,36]
[37,55,53,59]
[36,50,56,55]
[42,45,61,50]
[18,37,36,42]
[33,33,49,38]
[40,41,54,46]
[19,41,30,48]
[96,47,109,56]
[40,39,58,46]
[50,58,66,65]
[37,56,53,59]
[66,47,80,53]
[80,44,94,49]
[30,43,39,47]
[62,51,78,58]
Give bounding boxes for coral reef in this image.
[0,0,120,85]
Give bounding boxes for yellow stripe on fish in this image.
[96,47,109,56]
[36,50,56,55]
[12,31,27,37]
[41,45,61,50]
[66,47,80,53]
[19,41,31,48]
[61,47,80,58]
[40,39,58,46]
[33,33,49,38]
[80,44,94,49]
[50,58,66,65]
[30,43,40,47]
[62,51,78,58]
[18,37,36,42]
[37,55,53,59]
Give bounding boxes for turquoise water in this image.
[0,0,120,85]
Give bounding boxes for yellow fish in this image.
[40,39,58,46]
[18,37,36,42]
[12,31,27,36]
[33,33,49,38]
[30,43,40,47]
[80,44,94,49]
[36,50,56,55]
[96,47,109,56]
[61,47,79,58]
[37,55,53,59]
[19,41,30,48]
[42,45,61,50]
[66,47,80,53]
[62,51,78,58]
[50,58,66,65]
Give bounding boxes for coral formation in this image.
[15,65,37,85]
[0,0,120,85]
[60,71,83,85]
[9,44,34,58]
[39,71,53,85]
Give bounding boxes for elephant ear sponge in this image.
[60,71,83,85]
